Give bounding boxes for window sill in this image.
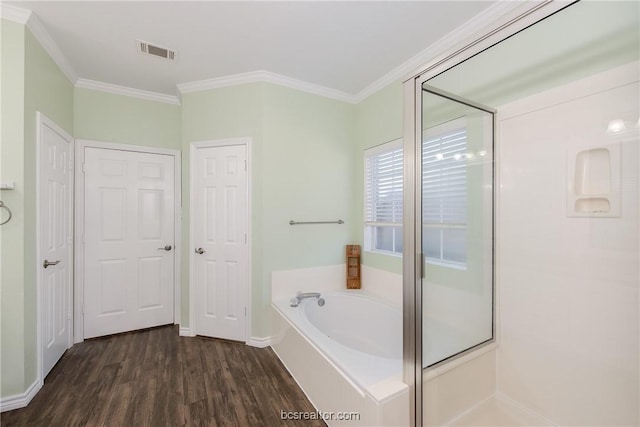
[364,249,402,258]
[425,258,467,271]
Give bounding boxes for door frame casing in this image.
[188,137,252,342]
[73,139,182,343]
[36,111,74,386]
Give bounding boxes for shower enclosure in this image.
[419,86,494,369]
[404,74,496,427]
[403,1,639,425]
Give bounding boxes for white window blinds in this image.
[422,127,467,227]
[363,123,468,263]
[364,141,403,227]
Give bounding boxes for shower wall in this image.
[497,62,639,426]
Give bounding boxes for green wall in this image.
[260,84,355,334]
[1,18,27,398]
[181,83,356,337]
[74,88,181,149]
[0,21,74,397]
[354,81,404,274]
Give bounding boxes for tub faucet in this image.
[290,292,324,307]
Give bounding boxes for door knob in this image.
[43,259,60,268]
[194,248,205,254]
[157,245,172,251]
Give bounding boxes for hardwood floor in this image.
[1,326,326,427]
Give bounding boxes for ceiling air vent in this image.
[137,40,176,61]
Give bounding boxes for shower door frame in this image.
[405,79,497,427]
[419,83,497,367]
[401,1,580,425]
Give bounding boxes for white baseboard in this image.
[0,378,41,413]
[247,336,272,348]
[179,327,195,337]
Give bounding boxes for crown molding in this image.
[177,70,358,104]
[26,13,78,83]
[1,4,78,84]
[176,70,263,93]
[353,0,525,103]
[0,3,31,24]
[76,78,181,105]
[260,71,358,104]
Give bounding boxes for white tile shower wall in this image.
[447,394,554,426]
[423,349,496,426]
[423,280,493,346]
[497,62,639,426]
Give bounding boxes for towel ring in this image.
[0,200,12,225]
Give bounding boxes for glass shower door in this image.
[420,85,495,369]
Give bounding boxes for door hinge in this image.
[81,162,86,173]
[419,253,425,279]
[244,234,247,244]
[244,160,247,171]
[244,307,247,316]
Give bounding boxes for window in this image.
[364,119,468,267]
[422,119,467,266]
[364,139,403,255]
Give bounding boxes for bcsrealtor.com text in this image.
[280,410,361,421]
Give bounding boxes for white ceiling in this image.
[7,1,496,99]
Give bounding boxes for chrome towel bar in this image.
[289,219,344,225]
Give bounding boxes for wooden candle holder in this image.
[346,245,361,289]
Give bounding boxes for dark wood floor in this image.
[1,325,326,427]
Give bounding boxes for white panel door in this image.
[83,148,175,338]
[39,115,73,378]
[193,144,247,341]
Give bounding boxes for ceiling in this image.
[6,1,496,99]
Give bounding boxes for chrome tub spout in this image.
[290,292,324,307]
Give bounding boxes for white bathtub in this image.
[270,265,497,426]
[274,290,482,383]
[273,291,402,390]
